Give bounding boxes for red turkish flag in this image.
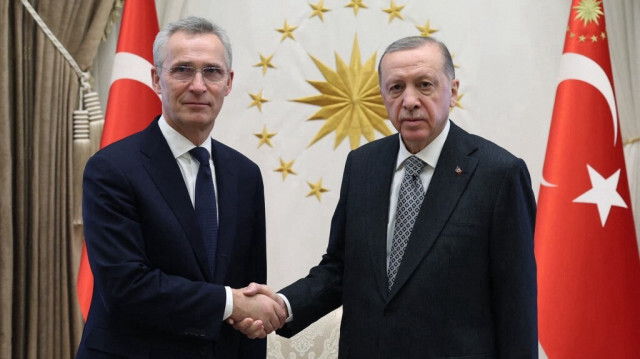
[536,0,640,357]
[77,0,160,320]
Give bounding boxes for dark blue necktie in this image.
[189,146,218,276]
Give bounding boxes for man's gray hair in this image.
[153,16,232,71]
[377,36,455,83]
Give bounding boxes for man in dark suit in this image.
[236,36,538,358]
[76,17,285,359]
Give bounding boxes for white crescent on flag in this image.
[556,52,618,145]
[110,52,157,95]
[542,52,619,189]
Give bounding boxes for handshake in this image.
[228,283,287,339]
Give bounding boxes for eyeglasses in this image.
[163,65,227,83]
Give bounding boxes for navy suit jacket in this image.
[278,122,538,358]
[76,119,267,358]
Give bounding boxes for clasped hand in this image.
[229,283,287,339]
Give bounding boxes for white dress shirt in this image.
[386,120,450,268]
[158,116,233,321]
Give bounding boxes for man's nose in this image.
[189,71,207,92]
[402,88,420,110]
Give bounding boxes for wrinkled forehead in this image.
[380,45,445,80]
[164,32,226,65]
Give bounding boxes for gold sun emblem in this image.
[293,35,391,150]
[573,0,603,27]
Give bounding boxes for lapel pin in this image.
[455,166,462,175]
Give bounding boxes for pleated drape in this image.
[605,0,640,240]
[0,1,115,358]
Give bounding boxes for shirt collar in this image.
[395,119,450,170]
[158,115,214,159]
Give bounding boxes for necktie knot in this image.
[190,147,210,167]
[404,156,425,177]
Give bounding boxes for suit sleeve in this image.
[490,158,538,358]
[239,170,267,358]
[82,152,226,340]
[277,154,352,337]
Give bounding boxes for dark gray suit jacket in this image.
[76,119,267,358]
[278,121,537,358]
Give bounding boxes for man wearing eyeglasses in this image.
[76,17,283,359]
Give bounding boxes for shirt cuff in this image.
[223,286,233,321]
[278,293,294,323]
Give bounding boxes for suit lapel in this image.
[388,123,479,299]
[364,135,399,298]
[139,120,214,280]
[210,139,237,284]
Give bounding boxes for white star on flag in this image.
[573,164,627,227]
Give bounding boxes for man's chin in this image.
[184,112,214,123]
[401,131,432,151]
[401,129,430,141]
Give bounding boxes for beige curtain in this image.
[0,1,115,358]
[605,0,640,241]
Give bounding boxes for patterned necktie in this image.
[388,155,426,291]
[189,147,218,277]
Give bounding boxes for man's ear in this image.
[151,67,162,94]
[224,70,234,96]
[449,78,460,108]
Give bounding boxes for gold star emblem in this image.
[254,53,276,75]
[416,20,438,37]
[450,93,464,112]
[249,90,269,112]
[579,35,586,42]
[573,0,603,27]
[276,20,298,42]
[345,0,368,16]
[590,35,598,42]
[274,158,297,181]
[309,0,330,21]
[569,32,576,38]
[254,126,277,148]
[383,0,405,23]
[306,178,329,201]
[600,31,606,39]
[293,35,391,150]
